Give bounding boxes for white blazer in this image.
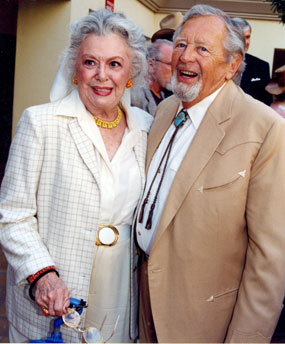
[0,90,152,342]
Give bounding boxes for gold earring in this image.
[126,79,133,89]
[73,75,78,85]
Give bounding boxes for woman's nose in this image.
[95,64,108,81]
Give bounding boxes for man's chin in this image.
[172,81,201,103]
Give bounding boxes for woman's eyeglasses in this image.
[62,309,119,343]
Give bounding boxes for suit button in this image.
[138,231,141,236]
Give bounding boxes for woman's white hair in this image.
[65,9,147,88]
[173,5,246,82]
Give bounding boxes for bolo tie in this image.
[138,109,189,230]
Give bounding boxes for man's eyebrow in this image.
[174,34,187,41]
[195,38,211,46]
[174,36,211,45]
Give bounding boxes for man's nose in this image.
[180,45,196,63]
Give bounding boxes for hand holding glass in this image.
[62,308,119,343]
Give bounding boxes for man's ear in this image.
[148,58,155,73]
[225,54,243,80]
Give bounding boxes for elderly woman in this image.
[0,9,152,343]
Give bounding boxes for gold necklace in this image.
[93,106,122,129]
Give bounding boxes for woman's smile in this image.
[91,85,113,96]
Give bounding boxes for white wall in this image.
[70,0,157,39]
[13,0,71,134]
[115,0,156,39]
[70,0,105,20]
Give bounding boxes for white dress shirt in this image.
[79,103,142,227]
[136,86,225,255]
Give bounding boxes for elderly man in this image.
[134,4,285,343]
[232,17,272,106]
[131,39,173,116]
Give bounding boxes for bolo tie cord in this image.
[138,109,189,230]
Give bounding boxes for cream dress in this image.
[78,104,142,343]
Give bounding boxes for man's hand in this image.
[34,271,70,316]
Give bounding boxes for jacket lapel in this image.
[146,96,180,171]
[68,119,101,185]
[54,90,101,186]
[150,82,235,250]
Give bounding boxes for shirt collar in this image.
[177,83,226,130]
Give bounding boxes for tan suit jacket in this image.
[143,81,285,342]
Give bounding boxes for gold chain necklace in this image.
[93,106,122,129]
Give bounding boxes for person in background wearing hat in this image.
[131,39,173,116]
[266,65,285,118]
[232,17,272,106]
[151,12,184,43]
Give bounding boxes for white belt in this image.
[96,224,131,246]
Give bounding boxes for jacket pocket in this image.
[202,174,244,192]
[206,287,239,302]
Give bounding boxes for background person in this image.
[131,39,173,116]
[151,12,183,42]
[0,9,152,343]
[265,64,285,118]
[135,5,285,343]
[232,17,272,105]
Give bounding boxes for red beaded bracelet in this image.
[28,265,57,284]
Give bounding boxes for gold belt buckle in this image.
[96,225,119,246]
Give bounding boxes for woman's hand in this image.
[34,271,70,317]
